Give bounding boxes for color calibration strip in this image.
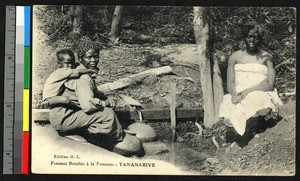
[3,6,30,174]
[22,6,30,174]
[15,6,24,174]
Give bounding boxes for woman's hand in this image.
[231,89,250,104]
[239,88,252,101]
[231,94,242,104]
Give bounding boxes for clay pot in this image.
[113,132,145,157]
[127,121,158,143]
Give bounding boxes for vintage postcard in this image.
[31,5,296,175]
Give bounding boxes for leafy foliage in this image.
[120,6,195,45]
[35,6,296,94]
[210,7,296,65]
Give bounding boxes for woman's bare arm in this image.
[227,52,242,104]
[239,55,275,100]
[227,54,238,96]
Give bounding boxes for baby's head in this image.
[56,49,76,69]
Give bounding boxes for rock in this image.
[143,141,169,155]
[127,121,158,143]
[113,132,145,157]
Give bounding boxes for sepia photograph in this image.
[31,5,296,175]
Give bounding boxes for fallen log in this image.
[172,62,200,71]
[118,94,142,107]
[97,66,173,93]
[32,107,204,124]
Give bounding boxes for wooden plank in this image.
[32,107,203,124]
[170,83,177,142]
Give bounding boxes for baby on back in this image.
[42,49,97,108]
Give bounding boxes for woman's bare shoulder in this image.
[229,50,243,61]
[259,50,273,65]
[231,50,244,56]
[260,50,273,59]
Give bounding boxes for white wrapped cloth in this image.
[219,63,283,135]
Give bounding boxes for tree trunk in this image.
[193,7,215,128]
[212,53,224,124]
[70,5,83,34]
[109,6,123,41]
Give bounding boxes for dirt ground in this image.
[32,12,296,176]
[144,100,296,175]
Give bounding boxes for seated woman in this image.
[43,38,144,157]
[219,22,282,145]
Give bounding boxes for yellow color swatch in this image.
[23,89,29,131]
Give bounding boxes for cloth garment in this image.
[219,63,283,135]
[63,64,104,112]
[43,68,80,101]
[49,107,123,146]
[45,64,123,146]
